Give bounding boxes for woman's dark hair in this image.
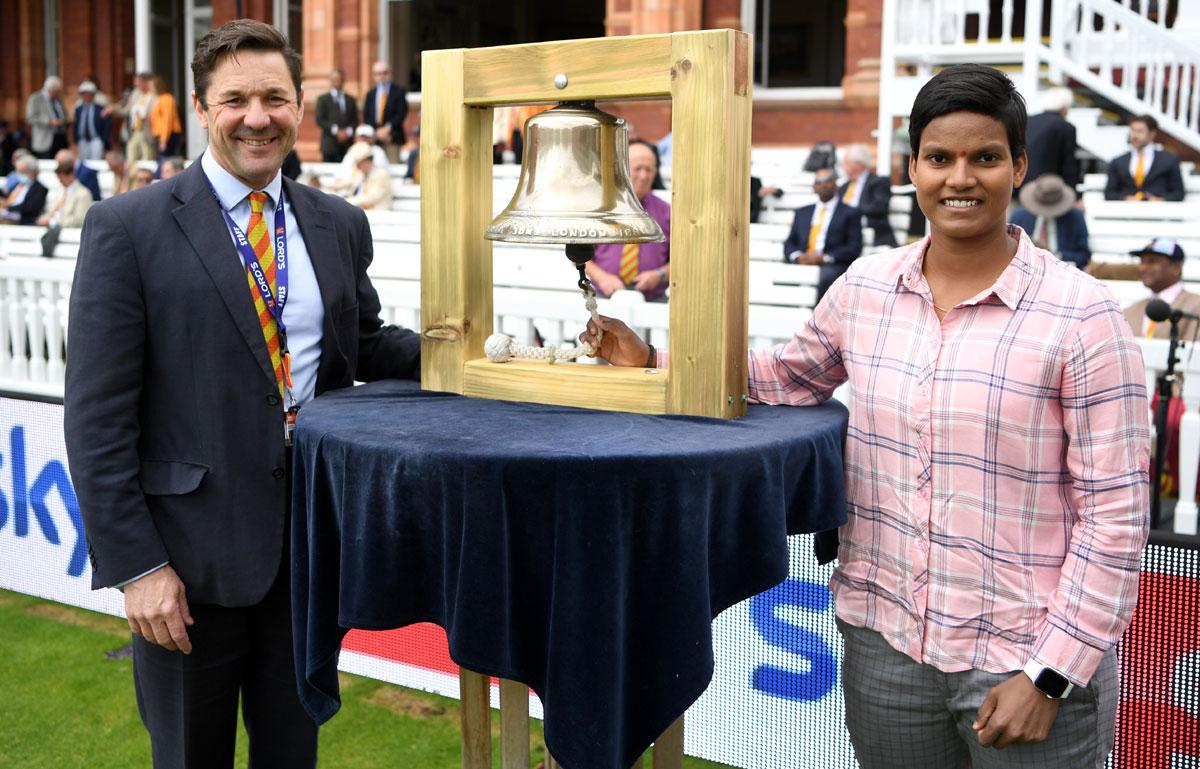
[192,19,302,109]
[909,64,1026,160]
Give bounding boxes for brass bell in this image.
[486,102,665,250]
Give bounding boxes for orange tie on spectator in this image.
[377,87,388,125]
[842,179,857,205]
[246,192,285,397]
[619,243,639,285]
[807,205,826,253]
[5,184,24,207]
[1134,150,1146,201]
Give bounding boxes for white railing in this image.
[0,259,73,398]
[878,0,1200,174]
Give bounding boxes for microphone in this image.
[1146,298,1200,323]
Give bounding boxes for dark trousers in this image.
[131,554,318,769]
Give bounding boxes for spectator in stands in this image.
[26,76,69,159]
[111,72,158,164]
[1020,87,1080,194]
[1010,174,1090,269]
[4,149,33,194]
[158,156,186,180]
[315,68,358,162]
[584,63,1148,768]
[128,166,155,190]
[783,167,863,302]
[1124,238,1200,339]
[585,140,671,302]
[73,81,112,162]
[340,141,393,210]
[37,160,93,228]
[839,143,897,247]
[338,125,389,181]
[657,131,672,166]
[749,176,782,223]
[1105,114,1185,201]
[363,60,407,164]
[105,149,130,196]
[150,75,183,160]
[0,155,48,225]
[0,120,17,176]
[57,148,101,202]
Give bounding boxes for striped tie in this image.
[1134,150,1146,201]
[246,192,284,396]
[806,206,826,253]
[619,243,639,285]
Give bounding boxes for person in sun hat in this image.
[1010,173,1090,268]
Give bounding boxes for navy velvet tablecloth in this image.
[291,378,848,769]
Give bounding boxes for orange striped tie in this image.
[807,206,826,252]
[619,243,639,285]
[1134,150,1146,201]
[246,192,284,396]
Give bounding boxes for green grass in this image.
[0,590,730,769]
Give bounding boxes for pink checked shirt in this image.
[748,228,1150,686]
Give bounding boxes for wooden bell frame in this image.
[419,30,752,419]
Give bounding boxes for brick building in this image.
[0,0,885,160]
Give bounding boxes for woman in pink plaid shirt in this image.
[585,64,1150,768]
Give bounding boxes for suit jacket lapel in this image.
[171,163,278,386]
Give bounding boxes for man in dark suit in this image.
[314,68,357,162]
[64,20,419,769]
[838,143,896,247]
[57,148,102,202]
[72,80,112,161]
[362,60,407,163]
[1105,114,1186,201]
[1020,87,1080,193]
[784,166,863,302]
[0,154,48,224]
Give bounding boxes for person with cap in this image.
[339,141,393,210]
[1124,238,1200,340]
[73,81,112,161]
[1009,174,1090,269]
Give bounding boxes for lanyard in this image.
[210,182,296,409]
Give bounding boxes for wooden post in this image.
[499,679,530,769]
[459,668,493,769]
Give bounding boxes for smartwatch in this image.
[1022,660,1074,699]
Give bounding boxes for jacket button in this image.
[272,467,285,479]
[267,394,280,406]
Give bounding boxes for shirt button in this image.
[272,467,286,479]
[267,393,280,406]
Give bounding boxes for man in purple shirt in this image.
[586,140,671,302]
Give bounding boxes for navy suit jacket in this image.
[1105,149,1185,201]
[64,161,421,606]
[837,173,895,246]
[362,84,408,145]
[783,202,863,267]
[1021,112,1080,190]
[1009,206,1090,269]
[7,180,48,225]
[74,160,101,201]
[72,102,112,152]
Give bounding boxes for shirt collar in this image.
[817,196,838,213]
[1154,281,1185,305]
[200,150,282,211]
[897,224,1032,311]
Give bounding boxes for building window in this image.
[747,0,846,89]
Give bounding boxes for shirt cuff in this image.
[113,562,169,592]
[1031,621,1107,687]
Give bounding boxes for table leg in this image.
[545,754,562,769]
[651,715,684,769]
[500,679,530,769]
[460,668,492,769]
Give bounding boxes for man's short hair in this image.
[163,156,186,172]
[1131,114,1159,132]
[106,149,125,163]
[136,71,155,81]
[43,76,63,91]
[629,140,660,168]
[192,19,302,109]
[909,64,1027,160]
[1041,87,1073,113]
[15,156,38,174]
[843,144,873,169]
[55,162,74,176]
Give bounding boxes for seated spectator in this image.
[783,166,863,302]
[0,120,17,176]
[335,125,389,187]
[839,143,897,247]
[750,176,782,223]
[105,149,129,196]
[0,156,48,225]
[585,140,671,302]
[1010,174,1090,269]
[340,142,393,210]
[4,149,34,194]
[281,149,302,181]
[56,148,101,201]
[1124,239,1199,339]
[158,156,186,180]
[37,160,93,228]
[1105,114,1185,201]
[128,166,156,190]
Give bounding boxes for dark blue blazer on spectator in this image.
[6,180,48,225]
[1021,111,1080,191]
[74,159,102,201]
[72,102,112,152]
[838,173,896,247]
[783,201,863,302]
[1010,206,1091,270]
[362,83,408,145]
[1105,149,1185,201]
